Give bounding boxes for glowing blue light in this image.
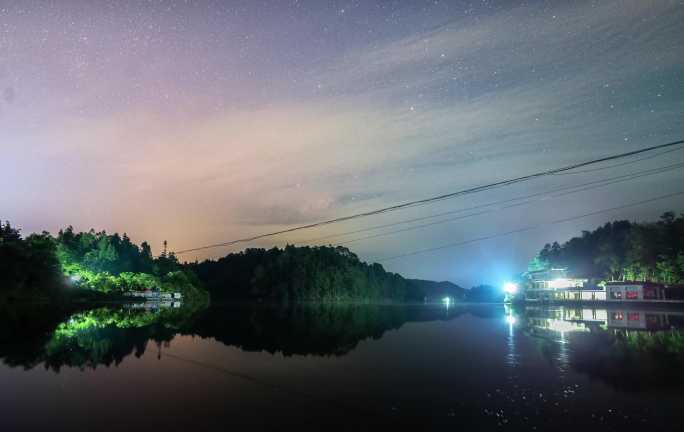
[503,282,518,294]
[505,315,517,325]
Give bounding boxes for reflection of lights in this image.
[442,297,451,309]
[505,311,517,366]
[546,319,586,333]
[503,282,518,294]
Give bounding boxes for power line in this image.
[174,138,684,255]
[298,161,684,245]
[551,146,684,175]
[374,190,684,263]
[335,165,684,246]
[333,162,684,246]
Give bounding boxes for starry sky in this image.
[2,0,683,287]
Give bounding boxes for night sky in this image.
[2,0,683,287]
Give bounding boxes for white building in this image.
[523,268,606,302]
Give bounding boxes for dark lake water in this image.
[2,302,684,431]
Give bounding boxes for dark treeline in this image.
[4,220,498,304]
[190,245,425,302]
[0,222,63,299]
[538,212,684,282]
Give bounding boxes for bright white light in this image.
[503,282,518,294]
[546,320,586,333]
[505,315,517,325]
[548,278,570,289]
[442,297,451,307]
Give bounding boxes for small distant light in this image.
[506,315,517,326]
[503,282,518,294]
[442,297,451,307]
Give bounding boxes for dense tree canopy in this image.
[537,212,684,283]
[0,221,63,300]
[1,222,205,302]
[190,245,432,302]
[55,226,205,301]
[4,220,507,304]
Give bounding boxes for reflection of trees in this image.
[0,303,471,371]
[0,304,80,369]
[0,305,201,372]
[571,328,684,391]
[43,323,176,371]
[190,304,463,357]
[518,306,684,392]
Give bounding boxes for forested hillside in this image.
[1,222,205,302]
[189,245,425,302]
[4,221,484,304]
[537,212,684,283]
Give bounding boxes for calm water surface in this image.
[1,303,683,431]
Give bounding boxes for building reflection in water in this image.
[522,306,684,335]
[520,305,684,374]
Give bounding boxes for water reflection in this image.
[516,305,684,392]
[0,303,198,371]
[1,302,684,430]
[3,302,683,388]
[0,302,471,370]
[521,306,684,334]
[504,305,519,367]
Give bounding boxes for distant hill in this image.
[189,245,422,302]
[189,245,474,303]
[407,279,467,301]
